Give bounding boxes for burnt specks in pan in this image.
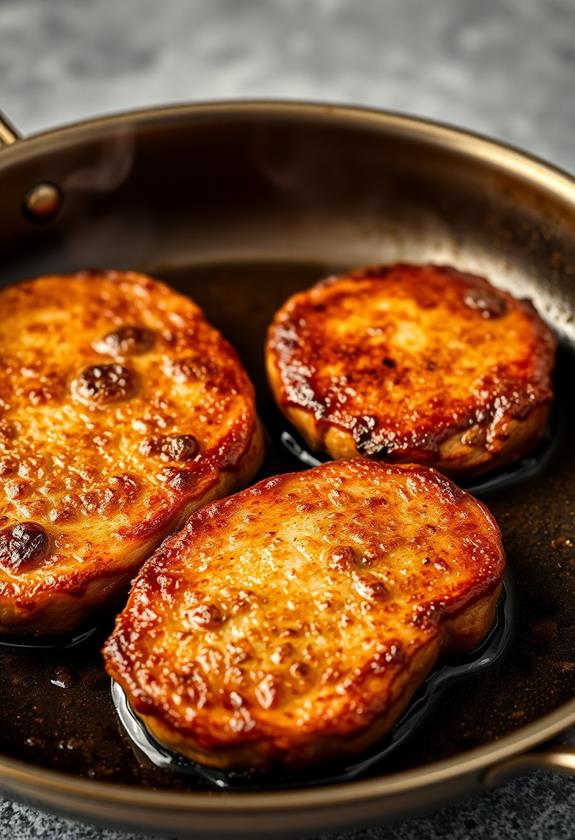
[0,522,49,574]
[71,363,137,406]
[141,434,199,462]
[94,325,156,357]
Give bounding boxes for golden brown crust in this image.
[104,459,505,771]
[266,264,556,476]
[0,270,264,636]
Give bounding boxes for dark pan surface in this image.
[0,106,573,801]
[0,261,573,790]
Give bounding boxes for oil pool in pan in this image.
[0,261,573,791]
[111,585,512,790]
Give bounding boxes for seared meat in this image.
[0,270,264,636]
[266,264,556,476]
[104,459,505,771]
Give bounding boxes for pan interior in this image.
[0,108,573,790]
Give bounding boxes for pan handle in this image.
[484,744,575,785]
[0,111,22,147]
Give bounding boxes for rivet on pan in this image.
[23,182,62,223]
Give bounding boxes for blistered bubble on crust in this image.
[104,459,505,771]
[94,325,156,357]
[265,264,557,476]
[0,270,264,636]
[140,434,199,462]
[71,363,137,406]
[0,522,49,574]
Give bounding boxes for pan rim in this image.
[0,98,574,811]
[0,702,574,810]
[1,98,574,198]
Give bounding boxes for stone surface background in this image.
[2,0,574,171]
[0,0,574,837]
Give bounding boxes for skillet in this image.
[0,101,574,838]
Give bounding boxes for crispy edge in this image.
[0,418,265,637]
[267,354,551,477]
[109,587,501,771]
[104,461,504,770]
[265,265,556,477]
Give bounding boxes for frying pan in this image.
[0,101,574,838]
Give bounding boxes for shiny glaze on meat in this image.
[0,271,264,636]
[266,264,556,476]
[104,459,505,770]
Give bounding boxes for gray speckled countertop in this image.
[0,0,574,838]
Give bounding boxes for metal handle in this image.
[0,111,22,147]
[484,744,575,786]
